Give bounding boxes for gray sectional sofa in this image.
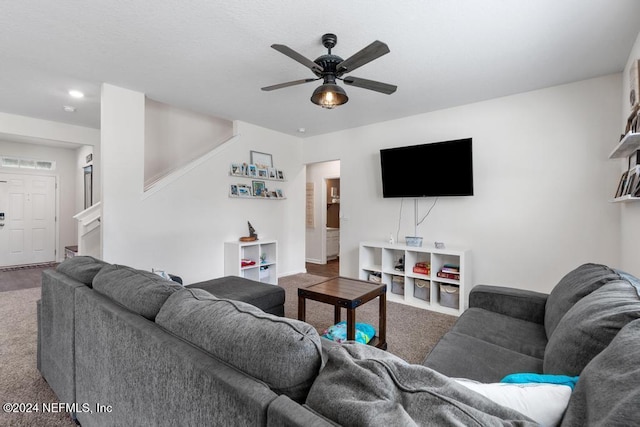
[38,258,640,426]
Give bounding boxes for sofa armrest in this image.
[267,395,339,427]
[469,285,548,324]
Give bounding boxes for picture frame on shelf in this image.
[250,151,273,169]
[238,184,251,197]
[230,184,239,196]
[230,163,243,176]
[268,167,277,179]
[248,164,257,177]
[277,170,285,180]
[625,170,637,196]
[276,189,284,198]
[615,171,629,198]
[252,180,266,197]
[258,168,268,178]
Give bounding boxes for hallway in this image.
[305,259,339,278]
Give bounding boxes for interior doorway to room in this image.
[305,160,340,274]
[0,173,56,267]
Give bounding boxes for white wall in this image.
[0,140,78,260]
[101,84,305,284]
[620,32,640,277]
[305,160,340,263]
[144,98,234,187]
[303,74,622,294]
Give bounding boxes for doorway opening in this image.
[305,160,340,275]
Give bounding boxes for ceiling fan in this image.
[261,33,397,109]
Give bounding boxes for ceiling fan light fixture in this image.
[310,83,348,109]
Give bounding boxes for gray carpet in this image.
[0,287,76,427]
[1,271,455,426]
[279,273,457,364]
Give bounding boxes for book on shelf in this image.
[437,271,460,280]
[412,262,430,275]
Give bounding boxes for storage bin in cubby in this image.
[414,279,430,302]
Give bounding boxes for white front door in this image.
[0,173,56,267]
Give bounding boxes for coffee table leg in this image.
[334,306,341,325]
[379,293,387,349]
[346,308,356,341]
[298,295,306,321]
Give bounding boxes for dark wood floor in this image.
[305,258,339,278]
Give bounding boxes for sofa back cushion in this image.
[544,280,640,376]
[56,256,109,286]
[93,264,183,321]
[156,288,322,402]
[560,318,640,426]
[544,263,620,338]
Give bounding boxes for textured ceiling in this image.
[1,0,640,139]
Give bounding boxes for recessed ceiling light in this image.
[63,105,76,113]
[297,127,306,133]
[68,90,84,99]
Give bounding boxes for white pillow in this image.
[455,379,572,427]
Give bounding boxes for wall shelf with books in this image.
[359,241,470,316]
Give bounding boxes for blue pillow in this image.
[322,321,376,344]
[501,373,579,390]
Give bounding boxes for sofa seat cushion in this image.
[452,308,547,359]
[92,264,183,321]
[156,288,322,402]
[423,331,543,383]
[544,263,621,338]
[56,256,109,286]
[544,280,640,376]
[307,343,537,426]
[187,276,284,315]
[561,318,640,426]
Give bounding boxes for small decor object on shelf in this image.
[239,221,258,242]
[405,236,423,247]
[630,59,640,108]
[434,241,445,249]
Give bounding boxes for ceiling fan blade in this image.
[271,44,323,74]
[261,78,319,91]
[336,40,390,74]
[343,77,397,94]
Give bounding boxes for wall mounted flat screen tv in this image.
[380,138,473,198]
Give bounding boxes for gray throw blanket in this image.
[306,343,537,426]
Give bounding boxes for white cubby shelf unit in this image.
[359,241,470,316]
[224,239,278,285]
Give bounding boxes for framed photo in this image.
[276,189,284,198]
[615,171,629,198]
[248,164,257,177]
[230,184,239,196]
[250,151,273,168]
[252,180,266,197]
[277,170,285,180]
[270,190,278,198]
[625,170,637,196]
[258,168,268,178]
[268,167,277,179]
[238,184,251,197]
[230,163,242,176]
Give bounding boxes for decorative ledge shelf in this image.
[610,195,640,203]
[609,132,640,159]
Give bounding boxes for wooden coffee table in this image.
[298,277,387,349]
